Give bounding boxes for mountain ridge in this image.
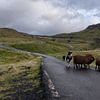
[52,23,100,40]
[0,23,100,41]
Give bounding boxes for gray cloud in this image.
[68,0,100,10]
[0,0,100,35]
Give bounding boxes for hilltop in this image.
[1,23,100,40]
[52,23,100,41]
[0,28,29,37]
[0,28,35,42]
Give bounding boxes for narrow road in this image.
[43,56,100,100]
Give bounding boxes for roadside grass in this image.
[0,49,42,99]
[0,48,34,64]
[73,49,100,57]
[70,43,90,51]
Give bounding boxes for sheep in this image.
[62,51,72,63]
[73,55,85,69]
[73,54,94,69]
[84,54,94,69]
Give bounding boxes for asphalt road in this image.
[43,56,100,100]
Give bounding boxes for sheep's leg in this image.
[68,62,70,68]
[77,64,80,69]
[82,64,83,68]
[74,64,77,69]
[98,66,100,71]
[75,64,78,69]
[83,64,85,68]
[77,64,79,69]
[84,64,86,69]
[88,64,90,69]
[78,64,80,69]
[95,65,98,70]
[76,64,78,69]
[65,56,66,61]
[78,64,81,69]
[80,64,82,69]
[78,64,79,69]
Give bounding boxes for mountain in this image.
[86,23,100,30]
[0,28,33,37]
[52,23,100,40]
[1,23,100,43]
[0,28,38,42]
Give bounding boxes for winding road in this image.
[0,45,100,100]
[43,56,100,100]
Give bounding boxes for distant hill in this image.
[0,28,49,40]
[0,28,33,38]
[1,23,100,43]
[52,23,100,40]
[0,28,38,42]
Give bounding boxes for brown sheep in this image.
[73,55,85,69]
[84,54,95,68]
[73,54,94,69]
[95,58,100,70]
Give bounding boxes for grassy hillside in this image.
[53,23,100,42]
[0,28,35,42]
[0,26,93,59]
[0,49,42,99]
[0,27,69,58]
[0,25,100,59]
[9,40,67,55]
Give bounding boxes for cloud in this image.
[68,0,100,10]
[0,0,100,35]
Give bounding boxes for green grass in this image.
[8,39,92,59]
[0,49,42,99]
[0,27,100,68]
[0,28,36,43]
[0,49,34,64]
[9,41,67,55]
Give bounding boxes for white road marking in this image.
[44,70,60,98]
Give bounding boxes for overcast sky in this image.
[0,0,100,35]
